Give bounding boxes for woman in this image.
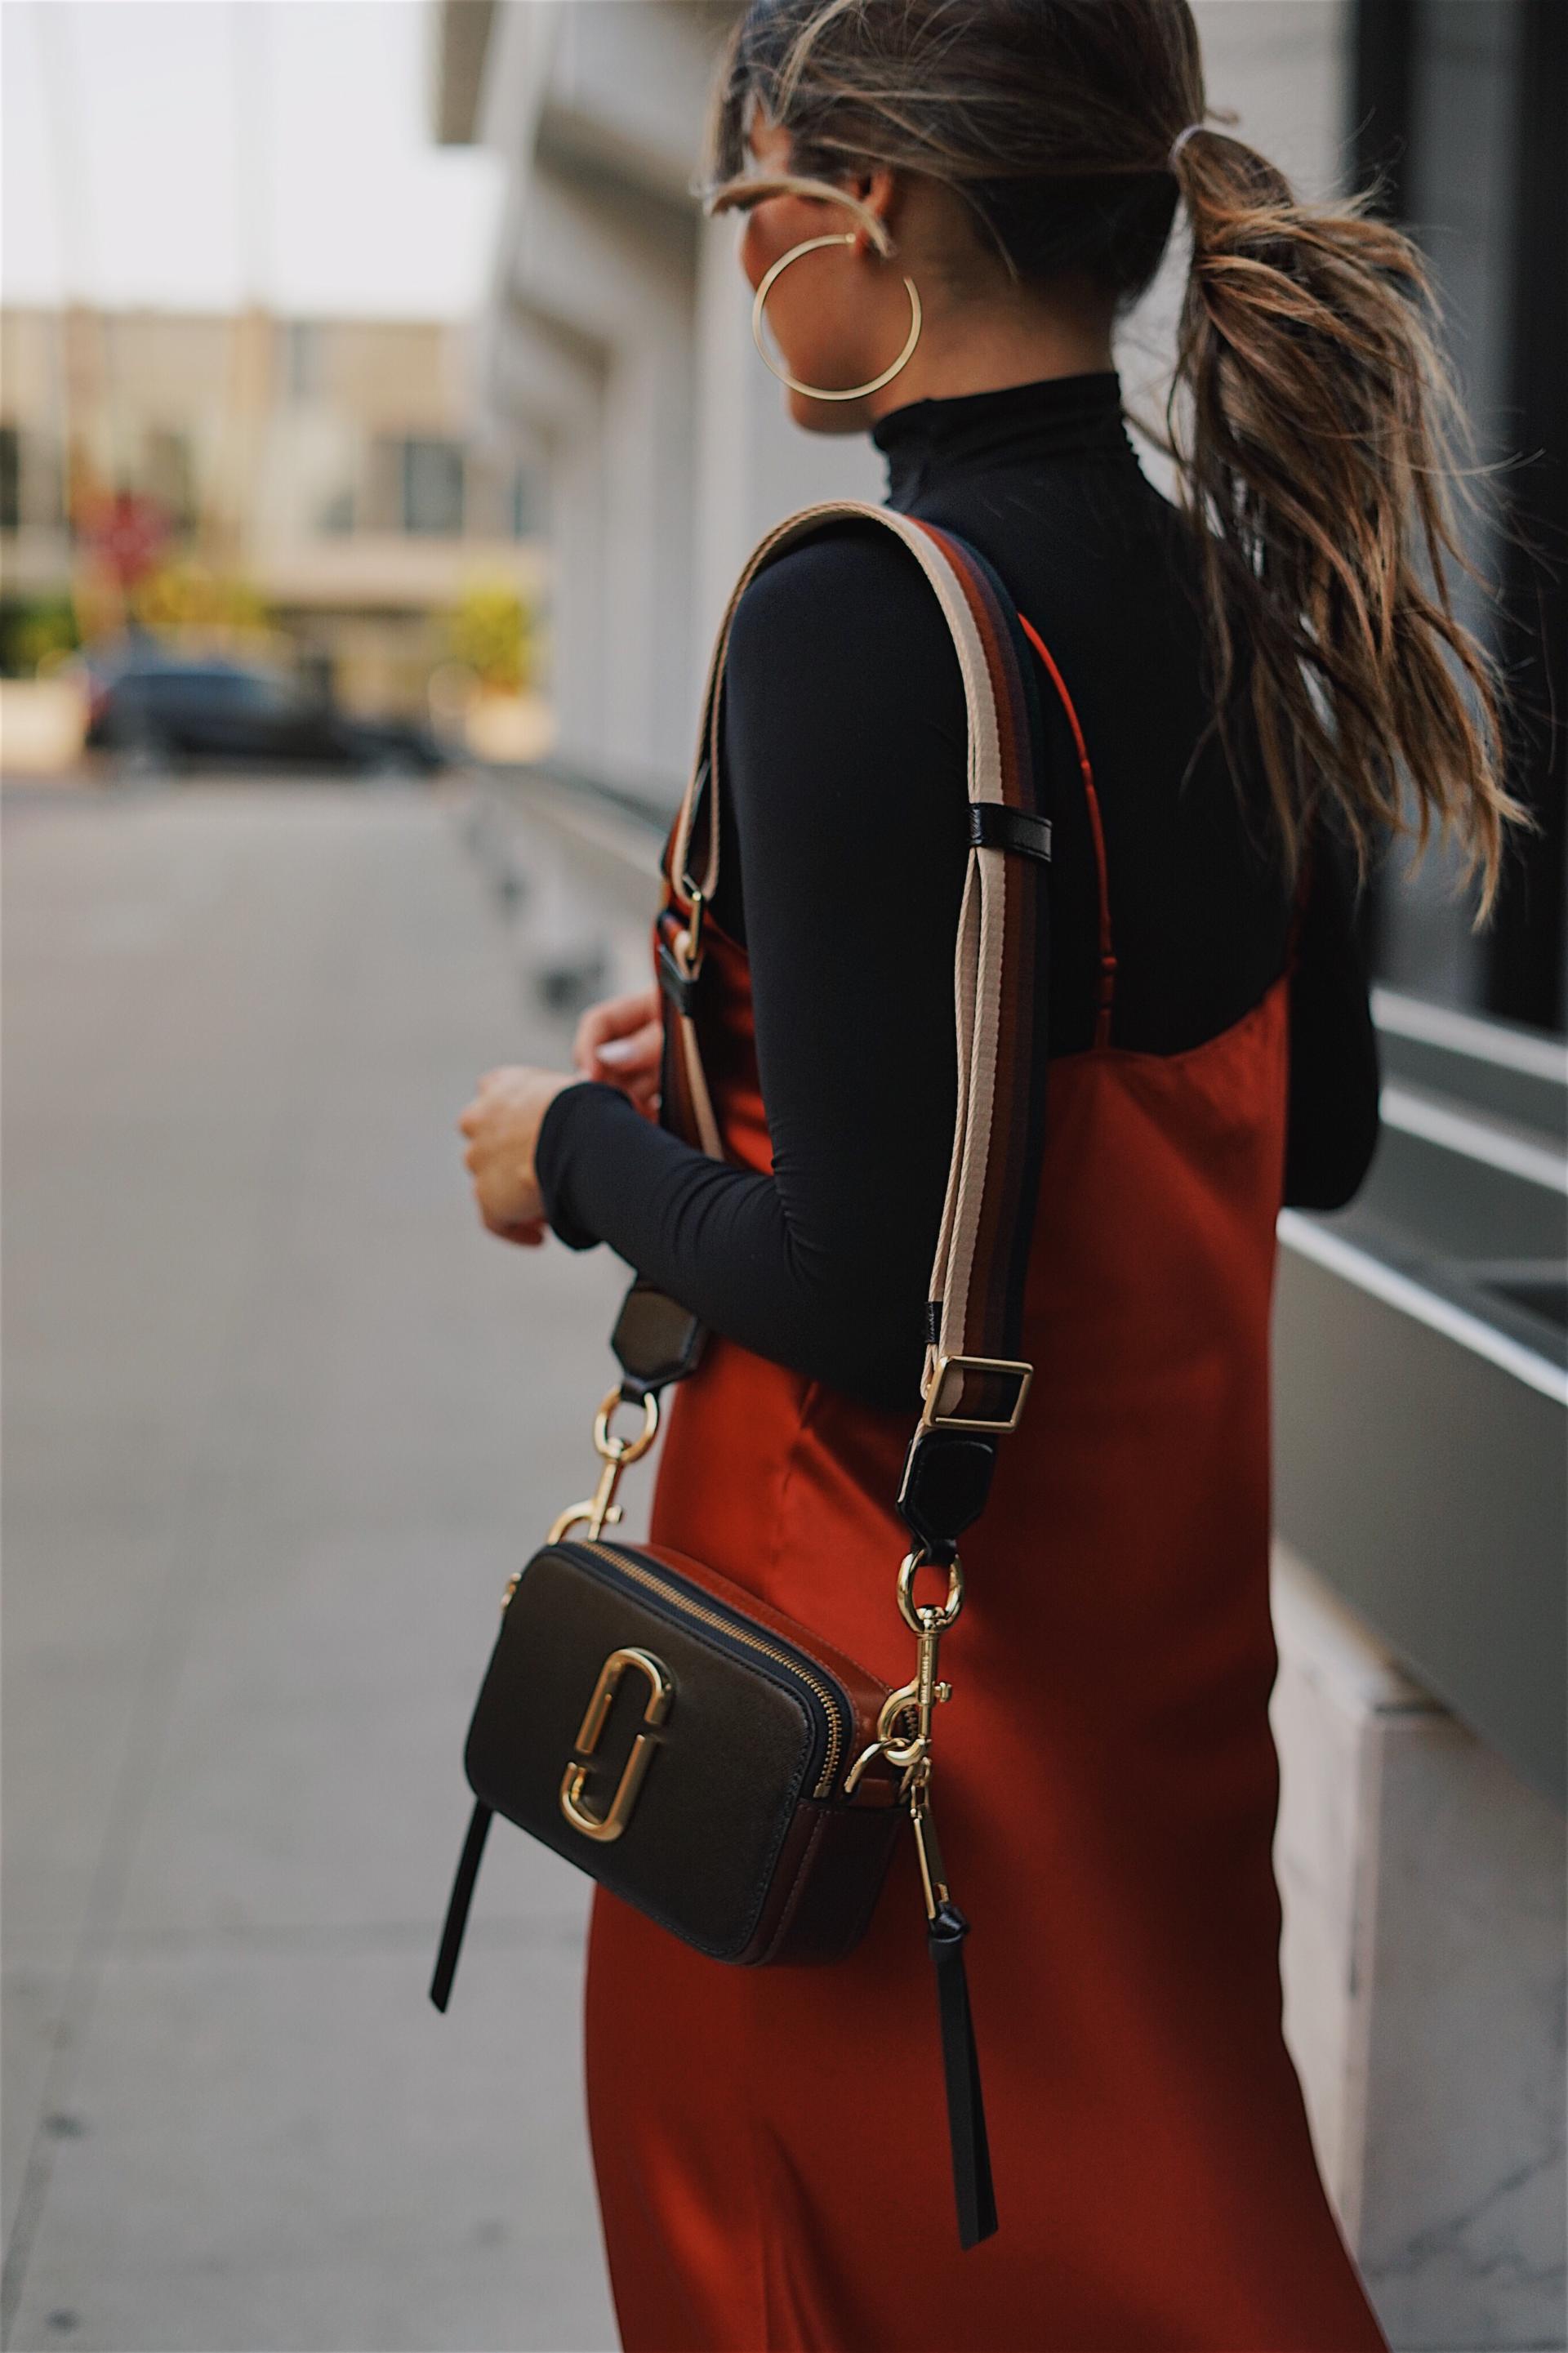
[458,2,1514,2345]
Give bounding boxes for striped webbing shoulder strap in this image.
[659,500,1066,1556]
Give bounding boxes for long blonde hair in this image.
[705,0,1521,910]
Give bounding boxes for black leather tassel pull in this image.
[929,1900,997,2248]
[430,1799,493,2012]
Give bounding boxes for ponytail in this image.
[708,0,1525,911]
[1169,127,1521,911]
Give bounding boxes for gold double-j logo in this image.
[559,1647,672,1843]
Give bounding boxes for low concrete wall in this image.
[0,679,87,775]
[1273,1547,1567,2352]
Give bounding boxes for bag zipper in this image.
[570,1540,846,1799]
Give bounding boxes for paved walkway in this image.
[2,780,636,2352]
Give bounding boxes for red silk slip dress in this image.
[582,638,1389,2352]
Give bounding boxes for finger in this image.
[483,1209,545,1246]
[595,1019,663,1076]
[596,986,659,1030]
[574,989,659,1072]
[572,1004,614,1072]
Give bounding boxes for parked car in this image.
[85,654,448,775]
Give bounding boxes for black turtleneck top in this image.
[535,372,1380,1411]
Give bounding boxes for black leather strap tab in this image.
[657,938,700,1020]
[897,1428,998,1562]
[611,1276,706,1399]
[968,800,1052,862]
[430,1799,492,2013]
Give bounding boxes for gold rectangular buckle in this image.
[920,1353,1033,1433]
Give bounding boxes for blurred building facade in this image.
[0,305,547,719]
[435,0,1564,1034]
[435,9,1567,2351]
[1351,0,1566,1038]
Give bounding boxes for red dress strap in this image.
[1016,611,1117,1047]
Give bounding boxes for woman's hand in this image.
[460,988,660,1247]
[458,1066,574,1246]
[572,985,662,1114]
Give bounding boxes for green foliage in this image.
[448,580,532,693]
[0,595,80,677]
[130,564,270,636]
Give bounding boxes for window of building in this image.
[1352,0,1565,1030]
[0,428,20,531]
[402,438,466,536]
[316,486,356,536]
[144,429,194,531]
[364,438,403,533]
[510,464,546,540]
[35,438,64,527]
[287,321,323,402]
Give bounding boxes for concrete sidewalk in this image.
[3,779,636,2351]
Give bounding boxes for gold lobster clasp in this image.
[543,1387,661,1548]
[844,1548,962,1795]
[497,1390,663,1608]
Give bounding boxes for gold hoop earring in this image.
[751,233,922,403]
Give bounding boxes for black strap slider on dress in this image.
[611,1274,706,1402]
[968,803,1052,862]
[657,935,701,1020]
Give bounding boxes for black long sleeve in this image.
[537,527,967,1410]
[536,372,1381,1410]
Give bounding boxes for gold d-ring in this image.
[898,1548,964,1633]
[593,1388,660,1466]
[541,1391,662,1552]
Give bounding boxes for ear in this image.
[851,167,901,256]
